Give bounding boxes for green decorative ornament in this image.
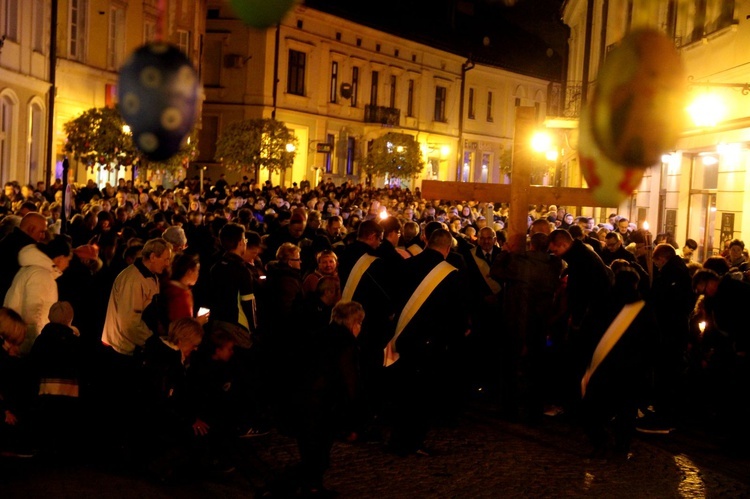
[229,0,298,28]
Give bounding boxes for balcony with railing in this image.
[364,104,400,126]
[547,81,583,119]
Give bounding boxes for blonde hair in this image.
[0,307,26,346]
[167,317,204,346]
[331,301,365,327]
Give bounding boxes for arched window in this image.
[27,99,46,184]
[0,90,19,184]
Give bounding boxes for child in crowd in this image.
[29,301,82,455]
[0,307,32,457]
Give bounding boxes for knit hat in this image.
[162,226,187,248]
[48,301,74,326]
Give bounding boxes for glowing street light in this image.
[531,131,553,153]
[687,93,727,127]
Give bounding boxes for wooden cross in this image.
[421,106,601,248]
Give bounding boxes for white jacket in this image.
[3,244,63,354]
[101,260,159,355]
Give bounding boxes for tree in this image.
[362,132,424,180]
[214,118,297,181]
[63,106,198,176]
[63,106,138,170]
[144,127,200,176]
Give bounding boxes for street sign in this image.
[316,143,333,153]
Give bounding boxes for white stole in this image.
[581,300,645,397]
[383,260,457,367]
[341,253,379,302]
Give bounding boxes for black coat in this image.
[395,248,468,367]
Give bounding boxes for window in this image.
[28,102,44,183]
[351,67,359,107]
[346,137,356,175]
[515,97,521,107]
[197,115,219,162]
[407,79,414,117]
[487,91,493,122]
[480,152,491,183]
[324,133,335,173]
[203,38,222,87]
[177,29,190,57]
[144,21,156,43]
[434,86,447,122]
[389,75,397,108]
[330,61,339,103]
[108,6,126,70]
[0,94,15,184]
[2,0,18,42]
[370,71,379,106]
[468,88,475,119]
[287,49,306,96]
[69,0,88,61]
[33,0,45,53]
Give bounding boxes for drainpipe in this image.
[45,0,58,188]
[580,0,594,105]
[272,22,280,120]
[456,58,474,181]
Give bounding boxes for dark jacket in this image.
[395,248,467,366]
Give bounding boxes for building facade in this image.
[0,0,51,187]
[0,0,207,189]
[561,0,750,260]
[199,2,551,190]
[55,0,206,187]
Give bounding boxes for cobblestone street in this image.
[3,404,749,498]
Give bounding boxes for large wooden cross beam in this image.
[421,106,602,245]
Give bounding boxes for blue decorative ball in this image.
[118,43,200,161]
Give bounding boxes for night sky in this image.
[303,0,568,80]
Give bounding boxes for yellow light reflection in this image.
[687,94,726,127]
[673,454,706,497]
[531,131,553,153]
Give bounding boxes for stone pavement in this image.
[2,406,749,498]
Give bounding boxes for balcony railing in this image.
[364,104,400,126]
[547,81,584,119]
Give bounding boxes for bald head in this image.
[19,212,47,242]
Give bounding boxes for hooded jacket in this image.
[3,244,63,354]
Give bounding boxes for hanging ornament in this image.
[229,0,298,28]
[118,43,200,161]
[578,29,686,206]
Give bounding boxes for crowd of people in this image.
[0,174,749,495]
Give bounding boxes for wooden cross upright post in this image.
[421,106,600,250]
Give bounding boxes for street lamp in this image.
[687,93,726,127]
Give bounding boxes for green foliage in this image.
[499,147,513,175]
[145,127,200,173]
[362,132,424,179]
[63,107,138,167]
[214,118,298,179]
[63,106,198,174]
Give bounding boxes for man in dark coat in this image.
[388,228,469,455]
[491,232,563,420]
[601,232,636,267]
[337,220,393,433]
[640,243,695,432]
[548,229,613,410]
